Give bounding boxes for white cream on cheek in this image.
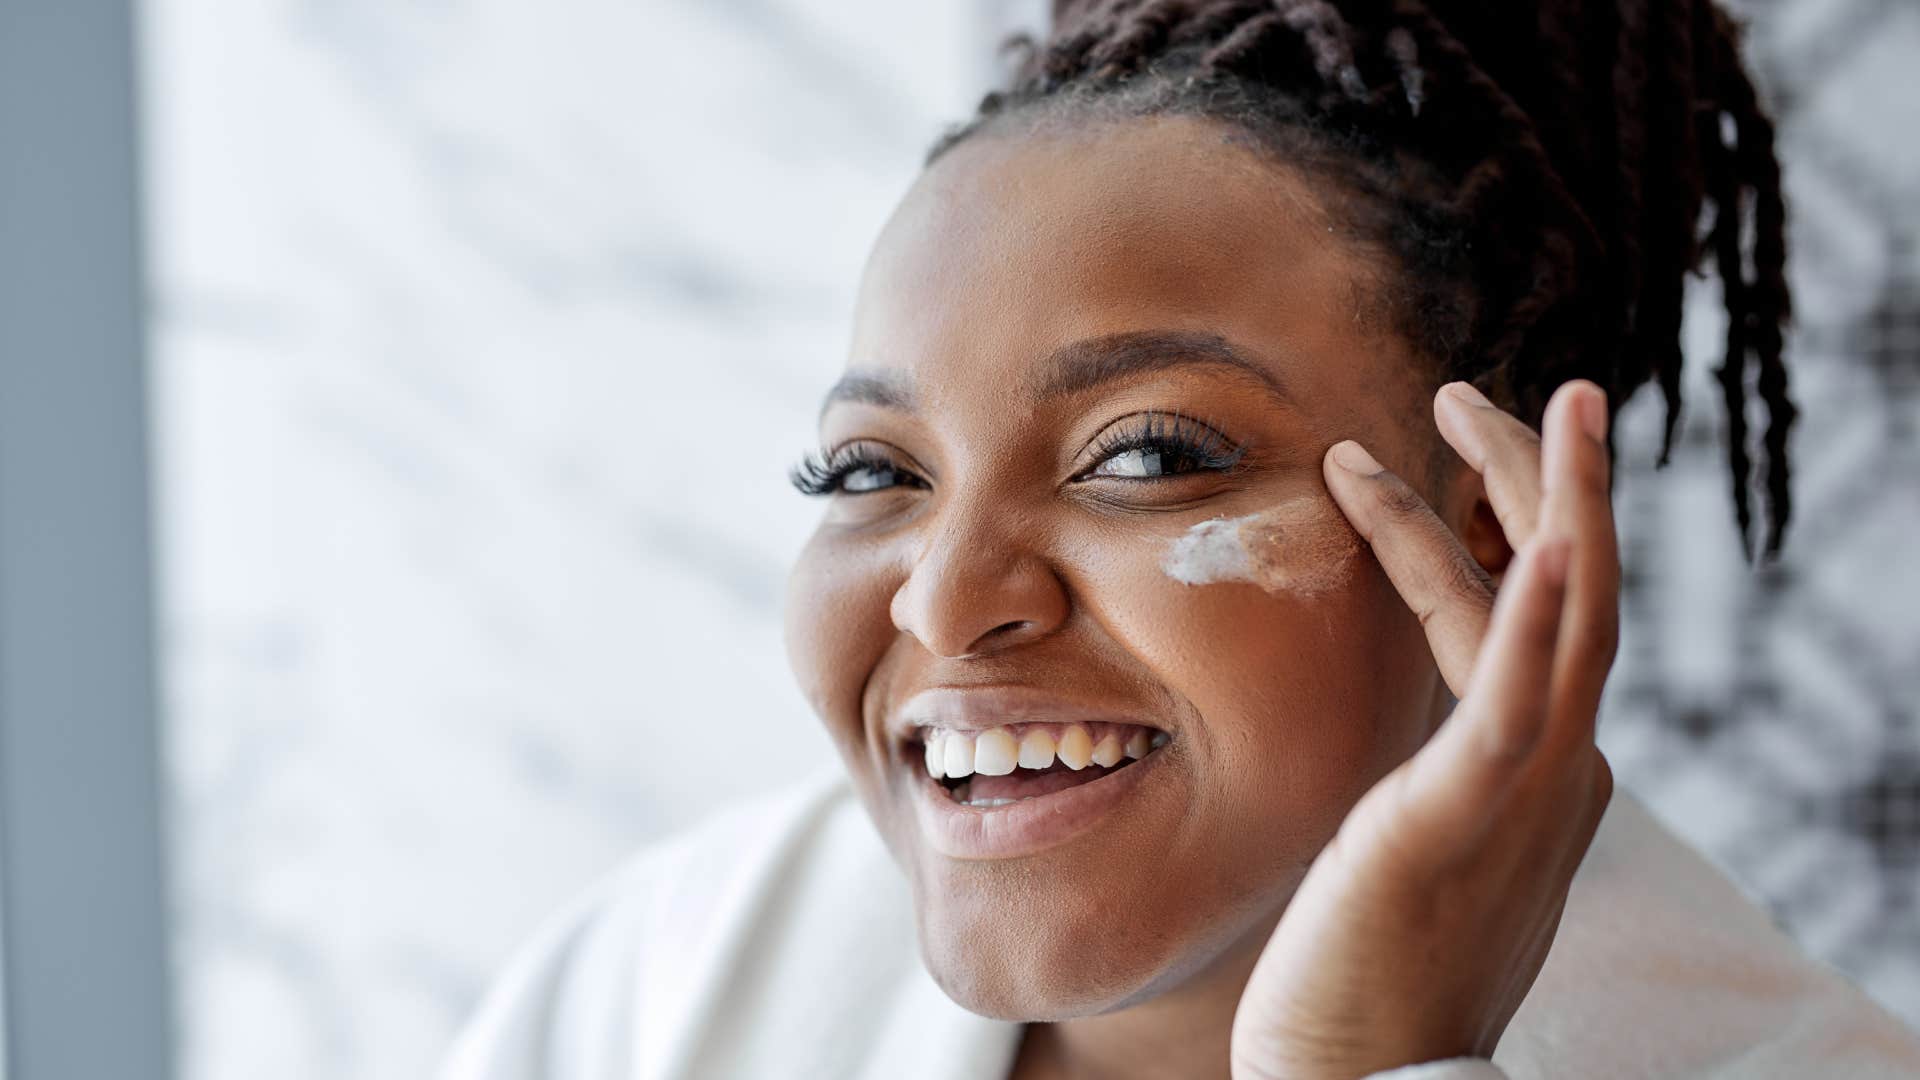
[1161,517,1259,583]
[1161,499,1360,596]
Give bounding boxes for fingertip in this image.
[1327,439,1381,475]
[1549,380,1609,436]
[1434,383,1486,437]
[1440,380,1493,409]
[1554,376,1605,401]
[1580,388,1610,442]
[1321,442,1370,525]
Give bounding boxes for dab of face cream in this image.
[1162,501,1358,596]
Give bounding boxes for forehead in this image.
[846,113,1404,411]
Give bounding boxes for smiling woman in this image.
[438,2,1920,1078]
[785,119,1460,1037]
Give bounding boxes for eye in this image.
[789,442,929,496]
[1094,447,1199,478]
[1081,411,1246,481]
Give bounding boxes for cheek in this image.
[784,531,900,753]
[1073,518,1437,847]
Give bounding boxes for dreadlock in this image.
[926,0,1796,560]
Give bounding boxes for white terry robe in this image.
[437,763,1920,1080]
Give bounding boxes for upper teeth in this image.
[921,723,1169,780]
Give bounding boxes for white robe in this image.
[437,763,1920,1079]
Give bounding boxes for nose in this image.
[889,508,1069,659]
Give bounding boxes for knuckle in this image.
[1374,475,1431,519]
[1412,597,1445,629]
[1444,551,1497,607]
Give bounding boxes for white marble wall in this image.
[137,1,1915,1078]
[139,2,1036,1076]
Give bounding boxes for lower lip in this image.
[909,745,1170,860]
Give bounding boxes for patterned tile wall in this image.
[1594,0,1920,1029]
[139,1,1915,1078]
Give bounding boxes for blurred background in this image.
[0,0,1914,1078]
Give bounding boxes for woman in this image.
[440,1,1920,1077]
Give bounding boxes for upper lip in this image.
[888,685,1167,747]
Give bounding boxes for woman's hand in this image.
[1228,379,1621,1080]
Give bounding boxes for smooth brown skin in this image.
[784,114,1617,1079]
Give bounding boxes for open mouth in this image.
[912,722,1170,809]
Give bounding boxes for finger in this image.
[1398,534,1571,848]
[1433,381,1546,549]
[1457,534,1571,764]
[1324,439,1495,696]
[1536,381,1622,747]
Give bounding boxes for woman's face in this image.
[786,114,1471,1020]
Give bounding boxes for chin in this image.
[911,888,1197,1021]
[920,939,1148,1022]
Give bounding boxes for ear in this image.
[1439,456,1515,587]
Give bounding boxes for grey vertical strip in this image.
[0,0,176,1078]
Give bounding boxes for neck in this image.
[1009,906,1283,1080]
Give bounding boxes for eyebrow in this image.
[817,370,912,420]
[819,328,1292,419]
[1035,329,1291,405]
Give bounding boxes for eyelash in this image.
[789,411,1246,497]
[789,443,928,496]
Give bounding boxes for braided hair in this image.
[927,0,1795,560]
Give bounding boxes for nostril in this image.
[956,620,1037,657]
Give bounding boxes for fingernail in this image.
[1446,381,1492,408]
[1577,386,1608,441]
[1329,440,1381,474]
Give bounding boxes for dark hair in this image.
[927,0,1795,560]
